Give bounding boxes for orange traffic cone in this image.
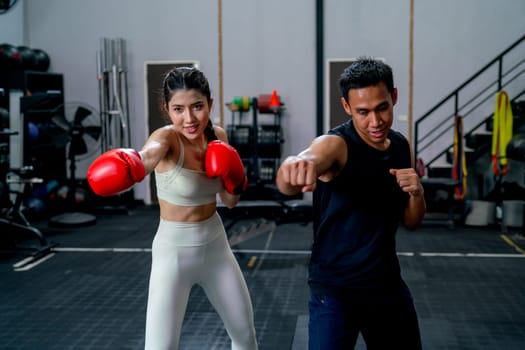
[269,89,280,111]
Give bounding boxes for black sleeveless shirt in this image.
[309,119,412,298]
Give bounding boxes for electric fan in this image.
[48,102,102,227]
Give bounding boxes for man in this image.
[276,57,426,349]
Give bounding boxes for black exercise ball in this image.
[507,134,525,163]
[0,43,22,70]
[24,197,48,219]
[32,48,50,71]
[16,46,37,70]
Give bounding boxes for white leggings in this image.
[144,212,258,350]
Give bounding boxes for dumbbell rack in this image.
[226,96,284,200]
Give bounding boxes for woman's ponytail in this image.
[205,120,218,141]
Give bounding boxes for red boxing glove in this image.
[87,148,146,197]
[205,140,248,195]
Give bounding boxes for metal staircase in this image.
[413,34,525,226]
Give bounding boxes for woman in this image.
[87,67,258,349]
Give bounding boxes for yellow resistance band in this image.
[453,115,467,200]
[491,91,514,176]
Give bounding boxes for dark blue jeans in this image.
[308,292,422,350]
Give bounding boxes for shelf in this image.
[226,96,284,196]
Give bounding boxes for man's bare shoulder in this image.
[311,134,346,150]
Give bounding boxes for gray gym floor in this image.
[1,204,525,349]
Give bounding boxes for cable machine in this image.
[94,38,137,210]
[97,37,131,152]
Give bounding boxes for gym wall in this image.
[0,0,23,45]
[5,0,524,203]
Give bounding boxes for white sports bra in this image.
[155,135,223,206]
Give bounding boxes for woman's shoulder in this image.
[149,125,181,153]
[154,124,177,136]
[149,125,180,144]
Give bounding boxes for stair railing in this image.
[414,34,525,171]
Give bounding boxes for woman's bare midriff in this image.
[158,199,217,222]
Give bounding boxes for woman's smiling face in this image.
[167,89,213,140]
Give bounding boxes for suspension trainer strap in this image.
[452,115,467,200]
[491,91,514,177]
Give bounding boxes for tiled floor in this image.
[1,204,525,349]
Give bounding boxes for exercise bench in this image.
[0,166,57,266]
